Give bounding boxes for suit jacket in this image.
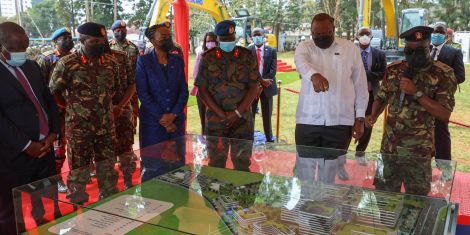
[436,44,465,84]
[367,47,387,97]
[135,49,188,147]
[248,44,278,97]
[0,60,60,170]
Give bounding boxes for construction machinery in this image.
[359,0,429,61]
[145,0,276,48]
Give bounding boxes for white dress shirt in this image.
[294,38,368,126]
[255,44,265,76]
[0,60,47,151]
[431,43,445,61]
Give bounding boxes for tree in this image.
[129,0,153,28]
[434,0,470,30]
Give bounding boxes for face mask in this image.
[431,33,446,46]
[405,47,430,68]
[253,36,264,46]
[1,48,27,67]
[205,41,216,50]
[159,38,175,52]
[313,35,334,49]
[88,44,105,58]
[219,40,237,52]
[358,35,371,46]
[57,39,74,52]
[114,31,127,42]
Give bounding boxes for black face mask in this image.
[313,35,334,49]
[159,38,175,52]
[114,32,127,42]
[88,44,106,58]
[404,47,430,68]
[57,39,74,52]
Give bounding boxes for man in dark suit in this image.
[431,23,465,161]
[0,22,60,234]
[248,28,277,142]
[352,27,386,162]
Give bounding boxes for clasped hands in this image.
[218,110,241,129]
[25,133,57,159]
[160,113,177,133]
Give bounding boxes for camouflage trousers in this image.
[66,133,118,203]
[115,106,137,186]
[131,94,139,133]
[205,111,254,172]
[54,109,66,175]
[115,107,135,155]
[374,147,432,196]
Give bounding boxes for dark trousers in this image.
[434,119,451,160]
[196,95,206,135]
[252,94,274,141]
[0,151,56,235]
[355,91,374,154]
[295,124,352,184]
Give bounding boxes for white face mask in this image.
[358,35,371,46]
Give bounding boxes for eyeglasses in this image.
[403,46,427,55]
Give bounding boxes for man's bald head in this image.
[357,27,371,37]
[0,22,27,44]
[433,23,447,36]
[0,22,29,54]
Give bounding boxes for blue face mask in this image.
[431,33,446,46]
[253,36,264,45]
[219,40,237,52]
[2,48,27,67]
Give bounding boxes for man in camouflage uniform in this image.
[196,20,260,171]
[446,28,462,50]
[110,20,140,132]
[367,26,457,195]
[49,22,120,203]
[105,32,137,189]
[36,27,75,193]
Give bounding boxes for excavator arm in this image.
[150,0,231,25]
[359,0,397,39]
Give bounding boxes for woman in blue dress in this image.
[136,22,188,148]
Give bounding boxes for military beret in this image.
[399,26,433,42]
[77,22,107,37]
[215,20,236,37]
[51,27,72,41]
[447,28,454,35]
[111,20,126,31]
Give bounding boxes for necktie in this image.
[361,50,372,91]
[361,50,368,71]
[431,47,437,61]
[13,67,49,136]
[256,48,261,69]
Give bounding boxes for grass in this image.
[185,55,470,172]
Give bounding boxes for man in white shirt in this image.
[294,13,368,183]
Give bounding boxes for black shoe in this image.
[58,180,68,193]
[338,167,349,181]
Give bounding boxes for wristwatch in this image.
[414,91,424,100]
[355,117,365,122]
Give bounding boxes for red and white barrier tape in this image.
[283,88,470,129]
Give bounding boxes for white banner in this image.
[455,32,470,64]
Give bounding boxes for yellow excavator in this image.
[359,0,428,61]
[146,0,276,48]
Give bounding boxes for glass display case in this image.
[14,135,459,235]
